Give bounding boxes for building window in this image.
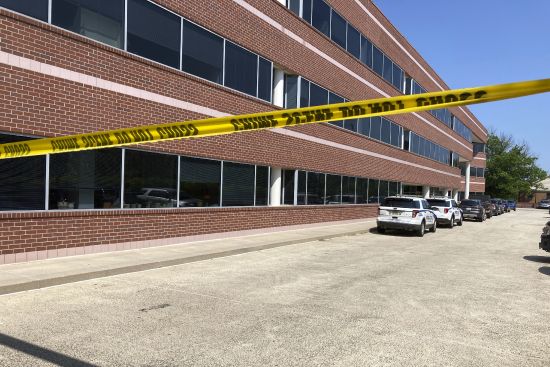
[181,20,224,84]
[0,134,45,211]
[346,24,361,59]
[282,169,295,205]
[372,45,383,76]
[370,116,382,141]
[285,75,299,108]
[381,118,391,144]
[124,150,178,208]
[368,179,379,203]
[302,0,312,23]
[356,178,368,204]
[342,176,356,204]
[360,36,372,68]
[288,0,300,17]
[382,55,393,84]
[306,172,325,205]
[255,166,269,206]
[0,0,48,21]
[52,0,124,48]
[297,171,307,205]
[49,149,121,210]
[309,81,329,106]
[311,0,330,37]
[379,180,389,201]
[357,118,370,136]
[222,162,255,207]
[224,41,258,97]
[392,63,404,91]
[257,57,273,102]
[389,181,400,196]
[127,0,181,68]
[180,156,221,207]
[326,174,341,204]
[330,9,346,49]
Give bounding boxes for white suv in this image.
[426,198,463,228]
[377,196,437,237]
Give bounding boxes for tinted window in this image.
[381,118,391,144]
[300,78,310,107]
[255,166,269,206]
[392,63,403,91]
[222,162,255,207]
[342,176,355,204]
[382,55,393,84]
[461,200,480,206]
[328,92,344,128]
[224,41,258,97]
[379,180,389,201]
[360,36,372,68]
[388,181,400,196]
[356,177,368,204]
[50,149,121,210]
[311,0,330,37]
[181,20,223,84]
[427,199,448,207]
[288,0,300,16]
[124,150,178,208]
[257,57,272,102]
[357,117,370,136]
[127,0,181,68]
[326,174,341,204]
[382,198,420,209]
[346,24,360,59]
[306,172,325,205]
[302,0,312,23]
[0,0,48,21]
[390,123,401,147]
[368,178,379,203]
[0,134,45,210]
[283,169,295,205]
[330,10,346,49]
[180,157,220,207]
[285,75,299,108]
[344,119,358,132]
[52,0,124,48]
[372,46,383,75]
[370,116,381,140]
[297,171,307,205]
[309,82,328,106]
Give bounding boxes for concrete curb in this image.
[0,228,372,296]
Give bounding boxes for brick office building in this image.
[0,0,487,263]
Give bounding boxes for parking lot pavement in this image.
[1,209,549,367]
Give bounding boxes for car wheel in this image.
[457,215,463,226]
[430,221,437,233]
[449,216,454,228]
[417,221,425,237]
[377,227,385,234]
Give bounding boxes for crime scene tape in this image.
[1,78,549,160]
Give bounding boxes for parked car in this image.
[377,196,437,237]
[540,221,550,252]
[426,198,463,228]
[490,199,504,215]
[536,199,550,209]
[498,198,510,213]
[481,200,495,218]
[459,199,486,221]
[507,200,517,211]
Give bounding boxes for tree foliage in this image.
[485,133,548,199]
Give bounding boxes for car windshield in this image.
[461,200,480,206]
[427,199,449,207]
[382,198,420,208]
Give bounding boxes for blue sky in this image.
[374,0,550,173]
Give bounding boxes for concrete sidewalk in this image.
[0,219,375,295]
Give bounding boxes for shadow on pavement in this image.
[369,227,421,237]
[0,333,97,367]
[539,267,550,276]
[523,255,550,264]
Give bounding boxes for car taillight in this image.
[444,208,449,214]
[412,210,419,218]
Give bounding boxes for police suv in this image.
[426,198,463,228]
[377,196,437,237]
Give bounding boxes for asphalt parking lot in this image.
[0,209,549,366]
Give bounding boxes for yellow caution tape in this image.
[1,78,549,160]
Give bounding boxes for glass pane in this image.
[297,171,307,205]
[0,134,45,210]
[306,172,325,205]
[52,0,124,48]
[392,63,403,91]
[389,181,399,196]
[382,55,393,84]
[370,116,382,140]
[180,157,220,207]
[258,57,272,102]
[403,129,410,151]
[379,180,389,201]
[282,170,295,205]
[328,92,344,128]
[285,75,298,108]
[342,176,355,204]
[360,36,372,68]
[222,162,255,207]
[224,41,258,97]
[330,10,346,49]
[300,78,310,107]
[357,117,370,136]
[309,82,328,106]
[302,0,312,23]
[344,119,358,132]
[288,0,300,16]
[181,20,223,84]
[124,150,178,208]
[325,174,341,204]
[346,24,360,59]
[127,0,180,68]
[367,179,379,203]
[372,45,383,75]
[50,149,121,210]
[255,166,269,206]
[390,122,400,147]
[381,118,391,144]
[356,178,368,204]
[0,0,48,21]
[311,0,330,37]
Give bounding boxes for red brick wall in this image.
[0,205,378,256]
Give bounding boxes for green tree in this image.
[485,133,548,199]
